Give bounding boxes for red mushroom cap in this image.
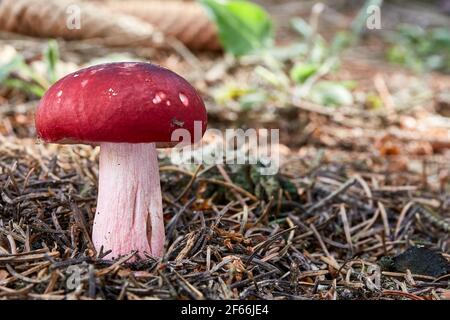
[35,62,207,146]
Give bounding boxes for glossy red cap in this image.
[35,62,207,146]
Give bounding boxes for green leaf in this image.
[340,80,358,90]
[330,31,353,55]
[3,78,46,97]
[44,39,60,84]
[291,18,312,38]
[309,38,328,64]
[309,81,354,107]
[290,63,319,83]
[254,66,288,87]
[267,43,308,61]
[0,55,26,83]
[213,84,254,104]
[199,0,273,56]
[386,24,450,73]
[432,28,450,47]
[365,92,383,110]
[238,91,267,110]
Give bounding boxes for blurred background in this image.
[1,0,450,300]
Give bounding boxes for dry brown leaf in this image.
[103,0,221,51]
[225,256,246,273]
[375,135,401,156]
[0,0,165,47]
[117,268,132,278]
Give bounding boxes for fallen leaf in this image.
[0,269,9,280]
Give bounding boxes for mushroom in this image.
[35,62,207,259]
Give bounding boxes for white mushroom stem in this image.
[92,142,164,259]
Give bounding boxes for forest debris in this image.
[0,0,165,47]
[0,269,9,280]
[0,250,59,264]
[381,290,425,300]
[0,133,449,299]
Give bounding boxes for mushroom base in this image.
[92,142,164,259]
